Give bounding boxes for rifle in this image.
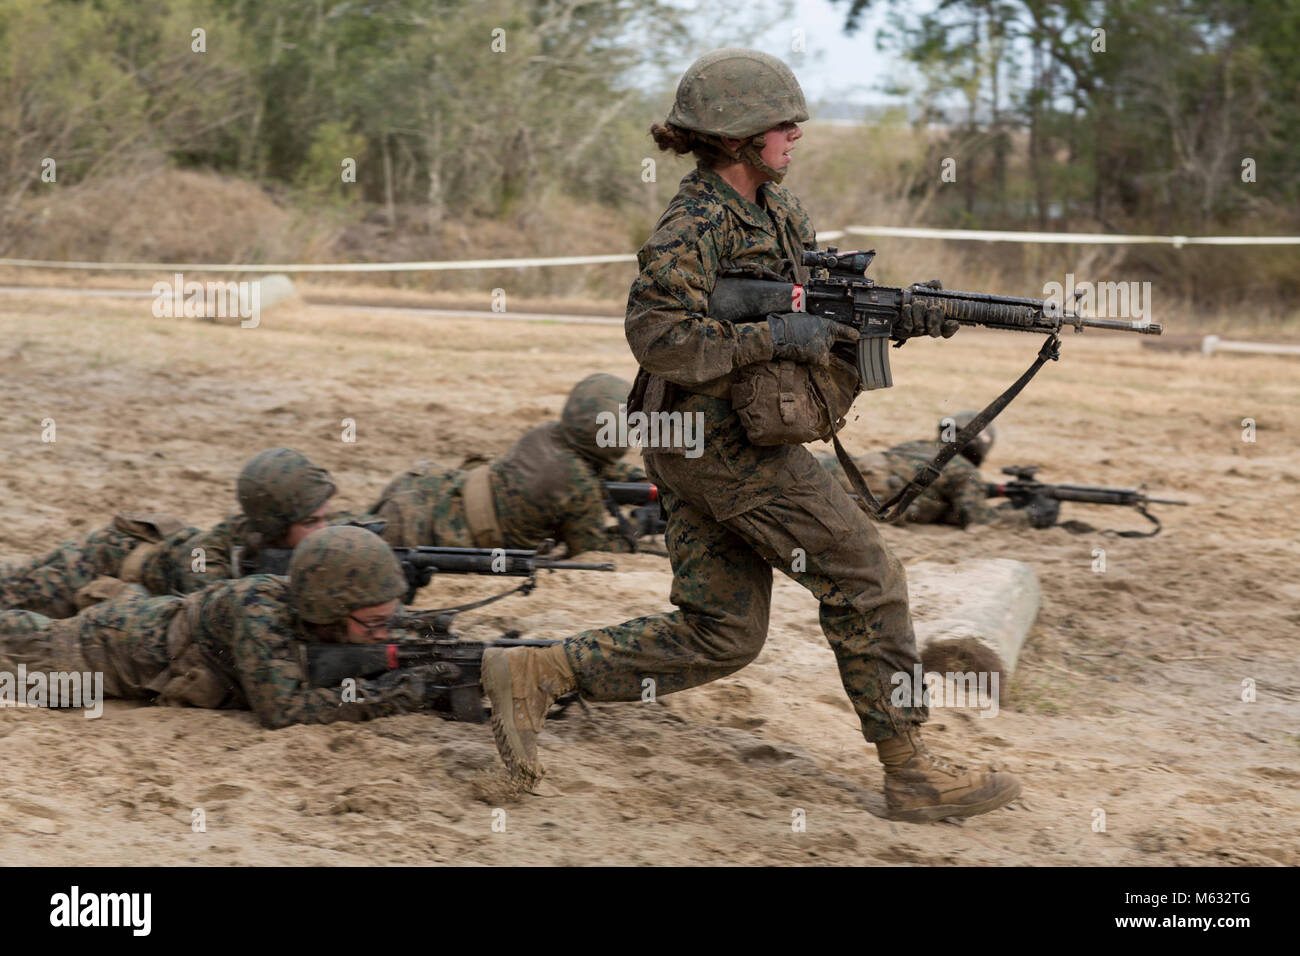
[601,481,669,555]
[241,543,615,606]
[988,465,1187,537]
[709,248,1162,391]
[709,248,1163,522]
[303,611,568,723]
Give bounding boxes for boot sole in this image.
[889,777,1021,823]
[481,652,542,791]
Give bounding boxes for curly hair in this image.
[649,122,732,169]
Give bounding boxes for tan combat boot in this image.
[876,727,1021,823]
[481,643,577,790]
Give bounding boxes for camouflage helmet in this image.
[560,373,631,466]
[237,448,337,543]
[941,411,997,467]
[288,526,407,625]
[667,48,808,139]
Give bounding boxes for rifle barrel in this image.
[403,553,527,575]
[917,290,1162,336]
[534,559,616,572]
[1078,316,1163,334]
[604,482,658,506]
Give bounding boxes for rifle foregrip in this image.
[913,294,1043,330]
[858,336,893,390]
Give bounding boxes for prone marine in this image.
[0,526,456,728]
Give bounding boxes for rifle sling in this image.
[415,577,537,621]
[1111,504,1162,538]
[829,334,1062,522]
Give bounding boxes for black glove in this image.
[898,280,959,339]
[1024,494,1061,529]
[370,662,466,710]
[767,312,859,365]
[401,561,434,603]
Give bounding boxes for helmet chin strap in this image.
[738,135,787,184]
[698,132,787,185]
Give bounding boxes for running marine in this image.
[479,49,1020,822]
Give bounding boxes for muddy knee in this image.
[686,603,769,672]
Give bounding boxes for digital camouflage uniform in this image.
[0,527,442,729]
[483,50,1018,820]
[0,519,200,620]
[558,163,927,743]
[372,375,647,555]
[0,448,337,619]
[816,440,997,528]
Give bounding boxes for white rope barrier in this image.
[842,226,1300,246]
[0,253,638,273]
[0,226,1295,275]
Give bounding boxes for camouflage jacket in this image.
[372,434,645,556]
[137,514,249,596]
[490,422,645,555]
[625,164,819,520]
[818,441,996,528]
[190,575,434,729]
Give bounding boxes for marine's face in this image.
[344,599,401,643]
[284,499,333,548]
[759,121,802,176]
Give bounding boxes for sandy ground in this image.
[0,288,1296,866]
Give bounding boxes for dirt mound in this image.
[10,167,313,266]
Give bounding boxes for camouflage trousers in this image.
[563,446,928,743]
[0,526,143,619]
[0,588,179,699]
[371,464,474,548]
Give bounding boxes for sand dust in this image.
[0,290,1296,865]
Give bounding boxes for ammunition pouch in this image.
[729,356,860,446]
[460,465,505,549]
[111,511,186,543]
[111,511,186,585]
[146,593,246,709]
[72,576,138,611]
[119,542,163,584]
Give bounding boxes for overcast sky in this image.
[639,0,923,116]
[657,0,909,105]
[752,0,901,102]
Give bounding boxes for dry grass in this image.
[4,125,1297,330]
